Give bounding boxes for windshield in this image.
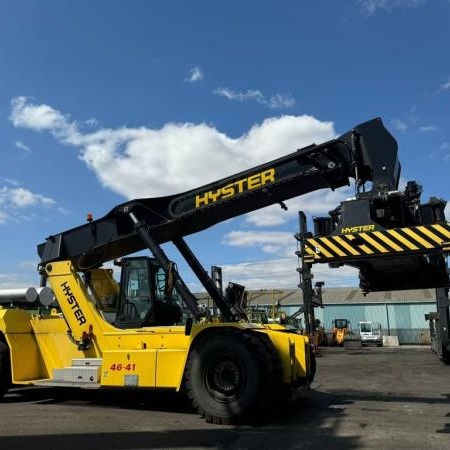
[334,319,348,329]
[360,322,372,333]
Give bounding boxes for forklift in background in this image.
[330,319,352,346]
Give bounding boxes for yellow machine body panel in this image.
[45,261,117,348]
[0,309,43,382]
[0,308,101,384]
[335,328,346,345]
[100,326,189,388]
[98,324,311,389]
[29,314,96,380]
[255,328,310,383]
[101,349,157,387]
[1,314,311,391]
[0,261,312,399]
[154,349,187,387]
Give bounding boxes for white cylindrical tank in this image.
[25,287,55,306]
[0,287,55,306]
[0,288,32,304]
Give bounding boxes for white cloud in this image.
[185,66,204,82]
[0,185,57,224]
[430,143,450,161]
[18,188,50,207]
[8,187,55,208]
[441,78,450,91]
[220,228,361,289]
[358,0,425,16]
[440,142,450,162]
[83,118,99,127]
[220,257,359,290]
[0,211,8,224]
[222,259,298,290]
[14,140,31,152]
[10,97,76,134]
[434,76,450,95]
[419,125,438,132]
[10,97,335,202]
[214,87,262,102]
[445,202,450,220]
[391,118,407,133]
[5,97,369,292]
[0,270,38,289]
[18,260,39,270]
[223,230,295,257]
[243,186,353,227]
[433,76,450,95]
[214,87,295,109]
[57,205,73,215]
[236,114,334,161]
[308,263,360,287]
[223,230,291,248]
[3,178,20,187]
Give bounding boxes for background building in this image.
[195,287,437,345]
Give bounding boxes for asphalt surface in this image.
[0,346,449,449]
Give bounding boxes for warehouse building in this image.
[195,287,437,345]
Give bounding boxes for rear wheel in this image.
[0,340,11,399]
[184,329,281,424]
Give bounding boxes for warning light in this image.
[87,213,94,222]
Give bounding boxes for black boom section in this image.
[38,118,399,269]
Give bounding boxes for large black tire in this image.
[0,340,11,399]
[184,329,282,425]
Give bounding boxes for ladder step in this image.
[53,366,100,383]
[34,379,101,389]
[71,358,102,367]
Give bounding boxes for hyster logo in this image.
[195,168,276,208]
[341,225,375,234]
[60,281,87,326]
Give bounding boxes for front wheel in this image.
[0,340,11,399]
[184,329,281,424]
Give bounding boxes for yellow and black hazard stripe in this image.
[302,223,450,263]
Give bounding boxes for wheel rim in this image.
[205,352,246,401]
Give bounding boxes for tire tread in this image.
[184,328,282,424]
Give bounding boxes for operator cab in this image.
[115,256,183,328]
[332,319,350,330]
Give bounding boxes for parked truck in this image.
[359,321,382,347]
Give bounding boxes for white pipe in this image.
[0,288,32,304]
[0,287,55,306]
[26,287,55,306]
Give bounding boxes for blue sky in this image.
[1,0,449,292]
